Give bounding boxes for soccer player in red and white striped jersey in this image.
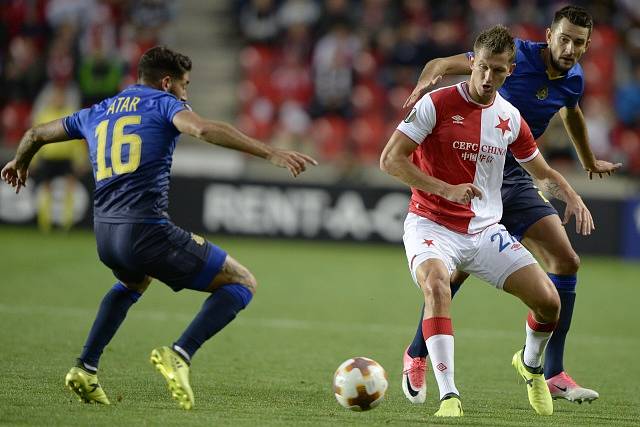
[380,25,594,417]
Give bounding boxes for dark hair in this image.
[473,25,515,63]
[552,5,593,36]
[137,46,192,84]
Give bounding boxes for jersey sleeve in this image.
[509,116,539,162]
[565,66,585,108]
[396,94,437,144]
[158,94,190,123]
[62,108,91,140]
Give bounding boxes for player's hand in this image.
[563,195,594,236]
[1,159,29,194]
[267,150,318,177]
[444,183,483,205]
[403,75,443,109]
[584,159,623,179]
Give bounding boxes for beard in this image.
[549,53,574,73]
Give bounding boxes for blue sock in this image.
[407,282,461,358]
[174,284,252,361]
[79,283,141,370]
[544,273,576,379]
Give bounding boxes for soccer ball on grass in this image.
[333,357,388,411]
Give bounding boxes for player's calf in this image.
[169,255,256,367]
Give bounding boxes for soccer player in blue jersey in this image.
[399,5,621,404]
[1,46,317,409]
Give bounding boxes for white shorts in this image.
[403,213,537,289]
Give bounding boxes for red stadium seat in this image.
[350,113,387,163]
[582,25,618,100]
[1,101,32,146]
[271,61,313,106]
[387,85,413,122]
[239,45,279,79]
[611,125,640,174]
[352,83,386,115]
[310,116,349,161]
[237,98,276,140]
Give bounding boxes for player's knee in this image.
[537,284,560,324]
[419,272,450,304]
[564,252,580,273]
[122,276,152,294]
[550,251,580,275]
[243,270,258,295]
[232,264,257,295]
[208,256,258,295]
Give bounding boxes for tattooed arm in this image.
[1,119,70,193]
[519,153,594,235]
[539,180,568,202]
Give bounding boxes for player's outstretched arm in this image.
[380,130,482,205]
[1,119,69,193]
[403,53,471,108]
[520,153,594,236]
[173,110,317,177]
[559,106,623,179]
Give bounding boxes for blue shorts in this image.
[94,221,227,292]
[500,180,558,241]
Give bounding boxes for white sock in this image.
[425,334,459,399]
[82,362,97,373]
[172,344,191,363]
[523,321,553,369]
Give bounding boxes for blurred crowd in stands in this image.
[1,1,639,179]
[233,0,640,176]
[0,0,175,158]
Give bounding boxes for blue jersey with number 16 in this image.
[63,84,188,223]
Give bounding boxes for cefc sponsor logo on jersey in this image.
[452,140,506,164]
[452,140,478,151]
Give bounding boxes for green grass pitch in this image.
[0,226,639,426]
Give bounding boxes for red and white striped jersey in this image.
[396,82,539,235]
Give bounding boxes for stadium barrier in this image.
[0,175,636,258]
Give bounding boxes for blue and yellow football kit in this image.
[473,39,585,238]
[63,84,226,290]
